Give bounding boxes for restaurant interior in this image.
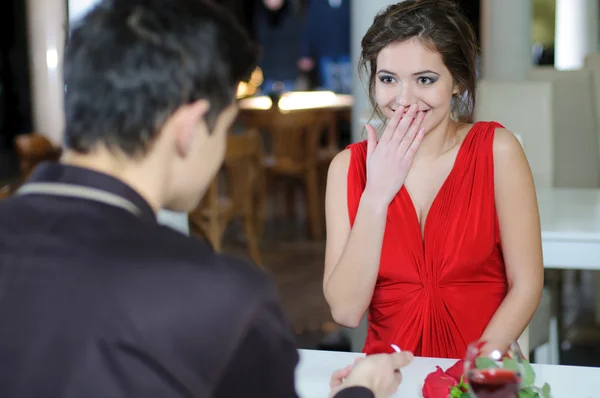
[2,0,600,395]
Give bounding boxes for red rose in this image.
[422,366,459,398]
[445,359,465,383]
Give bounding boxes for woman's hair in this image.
[359,0,478,123]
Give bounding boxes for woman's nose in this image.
[395,87,414,107]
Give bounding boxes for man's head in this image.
[63,0,257,211]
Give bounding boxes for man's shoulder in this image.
[126,225,274,304]
[118,230,281,379]
[113,227,279,351]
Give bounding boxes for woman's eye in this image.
[418,76,436,85]
[379,76,395,84]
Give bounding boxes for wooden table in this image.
[239,91,353,112]
[237,92,353,239]
[239,91,352,148]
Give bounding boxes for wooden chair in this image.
[0,185,11,200]
[189,129,266,266]
[239,109,335,239]
[14,133,62,181]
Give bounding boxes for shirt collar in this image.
[25,162,157,224]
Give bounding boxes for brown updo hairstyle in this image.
[359,0,478,124]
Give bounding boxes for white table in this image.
[538,187,600,270]
[537,187,600,359]
[295,349,600,398]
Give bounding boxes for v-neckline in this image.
[400,123,478,243]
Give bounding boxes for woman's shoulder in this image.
[329,148,353,178]
[328,140,368,180]
[468,121,526,170]
[330,140,366,166]
[492,126,524,161]
[465,121,520,150]
[345,139,368,152]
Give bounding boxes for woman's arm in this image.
[481,129,544,346]
[324,106,425,328]
[323,149,388,328]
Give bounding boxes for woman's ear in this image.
[452,84,460,96]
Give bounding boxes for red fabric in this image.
[346,121,508,359]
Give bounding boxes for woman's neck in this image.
[414,115,463,162]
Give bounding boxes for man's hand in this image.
[330,352,414,397]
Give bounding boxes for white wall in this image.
[68,0,101,25]
[350,0,400,143]
[555,0,599,70]
[480,0,532,80]
[26,0,66,144]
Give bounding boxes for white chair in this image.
[526,68,600,188]
[475,80,554,187]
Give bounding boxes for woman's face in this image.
[374,38,458,132]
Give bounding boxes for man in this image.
[254,0,302,93]
[0,0,412,397]
[297,0,351,93]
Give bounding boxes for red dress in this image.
[346,121,508,359]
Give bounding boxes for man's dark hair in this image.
[63,0,258,156]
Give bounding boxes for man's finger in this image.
[329,365,353,388]
[390,351,414,369]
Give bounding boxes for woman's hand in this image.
[364,104,426,206]
[329,358,364,390]
[329,352,414,398]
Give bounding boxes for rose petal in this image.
[422,367,459,398]
[445,359,465,382]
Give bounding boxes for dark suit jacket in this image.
[0,163,373,398]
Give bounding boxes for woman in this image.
[323,0,543,359]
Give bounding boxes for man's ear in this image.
[171,99,210,157]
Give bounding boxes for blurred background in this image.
[2,0,600,370]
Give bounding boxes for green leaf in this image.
[475,357,499,369]
[541,383,551,398]
[521,360,536,386]
[518,388,538,398]
[449,387,463,398]
[503,358,519,372]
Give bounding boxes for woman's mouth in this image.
[391,107,430,117]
